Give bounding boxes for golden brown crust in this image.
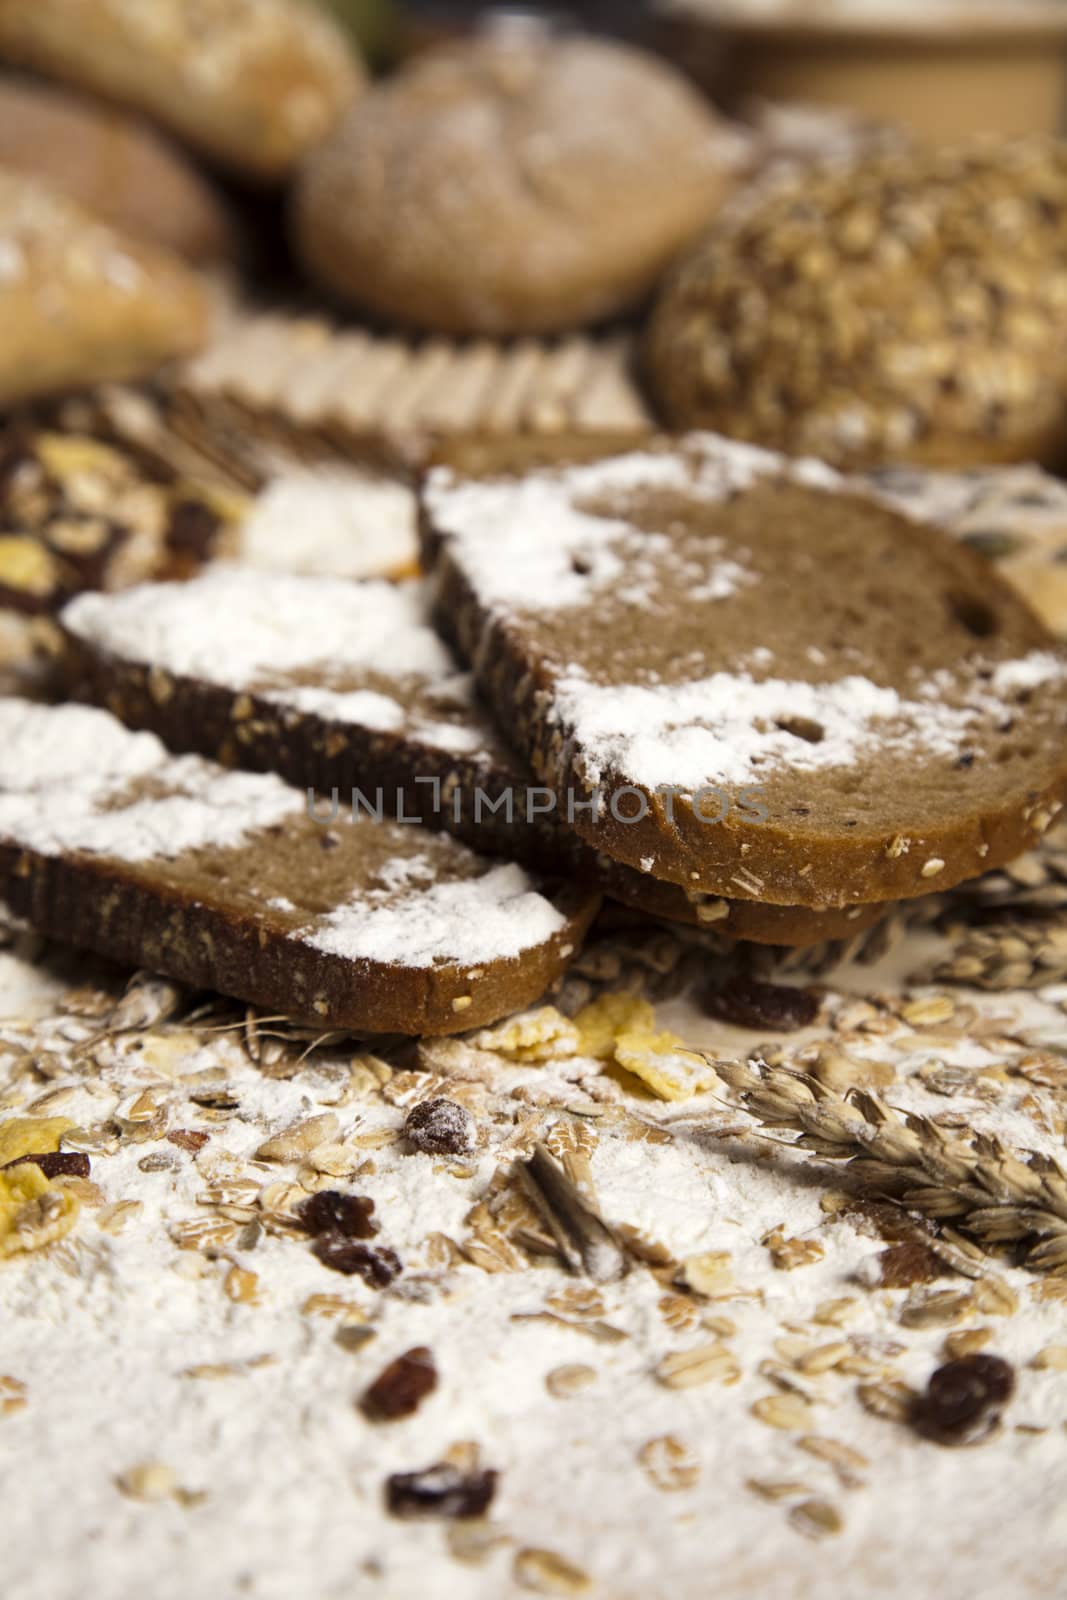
[0,76,238,263]
[645,137,1067,470]
[0,171,212,406]
[0,0,363,178]
[293,33,734,335]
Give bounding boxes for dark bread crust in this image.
[0,840,597,1039]
[63,628,883,946]
[421,439,1067,908]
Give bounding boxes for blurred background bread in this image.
[0,170,211,406]
[0,0,366,178]
[645,137,1067,470]
[0,76,238,265]
[293,29,741,335]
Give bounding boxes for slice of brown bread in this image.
[59,567,882,946]
[0,699,597,1036]
[420,433,1067,908]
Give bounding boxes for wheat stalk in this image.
[712,1055,1067,1275]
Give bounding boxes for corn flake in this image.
[613,1029,719,1103]
[573,994,655,1059]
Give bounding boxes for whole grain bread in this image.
[0,0,363,179]
[0,77,238,264]
[420,433,1067,908]
[0,171,211,407]
[0,429,244,615]
[0,699,597,1035]
[293,32,737,335]
[59,568,881,946]
[645,138,1067,470]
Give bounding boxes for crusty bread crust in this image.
[0,172,211,407]
[0,0,363,177]
[293,33,734,334]
[0,77,238,264]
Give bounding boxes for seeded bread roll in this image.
[0,170,211,407]
[0,78,237,265]
[0,0,364,179]
[645,138,1067,470]
[293,33,737,336]
[421,433,1067,909]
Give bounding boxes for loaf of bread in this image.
[293,32,738,335]
[0,0,364,178]
[646,138,1067,469]
[0,77,237,264]
[0,170,212,406]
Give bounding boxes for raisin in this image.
[359,1347,437,1422]
[385,1463,498,1520]
[404,1097,475,1156]
[312,1237,401,1286]
[298,1190,378,1240]
[878,1242,943,1289]
[911,1354,1015,1446]
[167,498,222,563]
[703,976,819,1032]
[0,1151,90,1179]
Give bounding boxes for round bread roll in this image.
[0,0,364,179]
[0,78,237,265]
[293,33,738,336]
[645,138,1067,470]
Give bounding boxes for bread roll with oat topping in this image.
[646,138,1067,470]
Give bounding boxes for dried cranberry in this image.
[404,1097,475,1156]
[0,1151,90,1179]
[360,1347,437,1421]
[703,977,819,1032]
[312,1237,401,1286]
[385,1463,498,1520]
[877,1242,943,1289]
[911,1354,1015,1446]
[299,1190,378,1240]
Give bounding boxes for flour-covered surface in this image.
[234,468,419,581]
[3,869,1067,1599]
[0,700,592,1033]
[64,570,494,762]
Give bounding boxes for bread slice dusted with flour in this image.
[0,700,597,1035]
[421,433,1067,909]
[61,568,882,945]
